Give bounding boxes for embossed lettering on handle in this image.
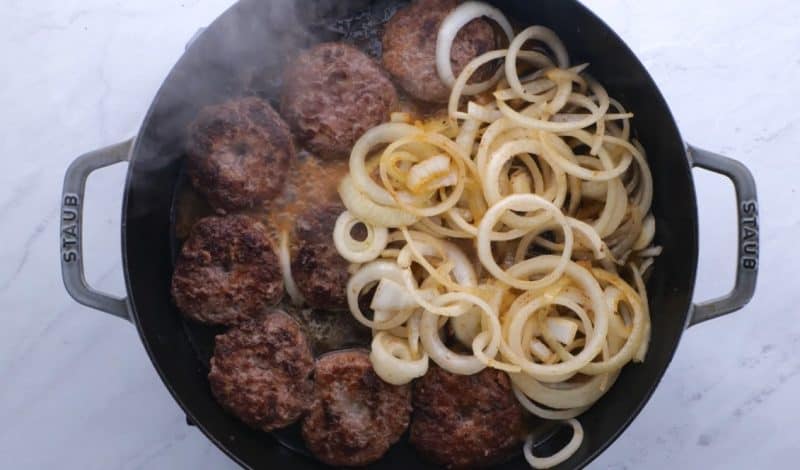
[62,193,81,263]
[740,200,758,271]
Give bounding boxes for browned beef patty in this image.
[410,365,527,468]
[186,97,295,211]
[208,311,314,432]
[302,350,412,466]
[291,203,349,310]
[382,0,497,103]
[281,42,397,159]
[171,215,283,325]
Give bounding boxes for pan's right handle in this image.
[687,146,759,326]
[61,139,134,321]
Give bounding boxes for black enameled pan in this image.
[60,1,759,468]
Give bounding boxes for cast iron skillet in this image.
[59,0,760,468]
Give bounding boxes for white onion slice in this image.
[333,211,389,263]
[581,180,607,200]
[637,246,663,258]
[505,25,570,103]
[390,112,412,123]
[406,155,453,193]
[349,122,420,207]
[420,291,504,375]
[476,194,573,290]
[524,419,583,469]
[510,171,533,194]
[455,118,481,153]
[530,339,554,362]
[435,1,514,91]
[630,264,651,362]
[339,176,417,228]
[451,308,482,347]
[546,317,579,345]
[347,261,416,329]
[501,256,610,381]
[370,332,429,385]
[278,230,305,306]
[633,214,656,250]
[511,371,618,410]
[467,102,503,122]
[370,278,418,312]
[512,386,588,420]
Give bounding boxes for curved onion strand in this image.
[436,1,514,91]
[524,419,583,469]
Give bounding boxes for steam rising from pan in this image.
[128,0,410,219]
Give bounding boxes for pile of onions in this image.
[334,3,660,468]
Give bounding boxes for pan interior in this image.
[123,1,698,469]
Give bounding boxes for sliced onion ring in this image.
[524,419,583,469]
[333,211,389,263]
[476,194,574,290]
[349,122,420,207]
[505,25,570,101]
[435,1,514,92]
[339,176,417,228]
[370,332,429,385]
[346,261,417,329]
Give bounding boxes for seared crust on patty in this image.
[302,350,412,466]
[410,365,526,468]
[171,215,283,325]
[291,203,350,310]
[281,42,398,158]
[208,311,314,431]
[186,97,295,211]
[382,0,497,103]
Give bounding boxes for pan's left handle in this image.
[61,139,134,321]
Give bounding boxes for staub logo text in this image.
[741,200,758,270]
[62,193,80,262]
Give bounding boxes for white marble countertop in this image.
[1,0,796,468]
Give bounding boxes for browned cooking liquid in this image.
[174,151,348,246]
[257,151,349,241]
[173,181,213,241]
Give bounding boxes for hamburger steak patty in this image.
[382,0,497,103]
[208,311,315,432]
[302,350,412,466]
[281,42,398,158]
[171,215,283,325]
[291,203,350,310]
[186,96,295,211]
[410,366,527,468]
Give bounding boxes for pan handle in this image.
[60,139,134,321]
[687,145,758,326]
